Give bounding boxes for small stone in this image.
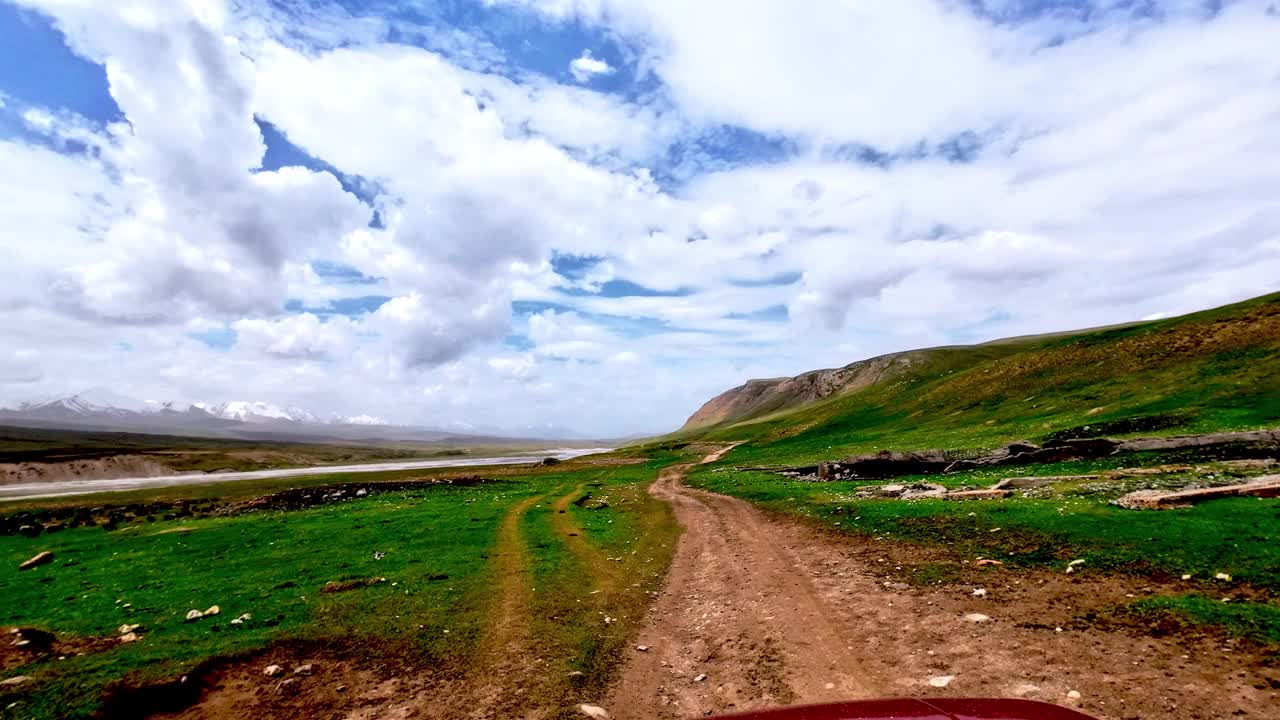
[18,552,54,571]
[567,671,586,679]
[964,613,991,623]
[929,675,955,688]
[204,605,220,616]
[975,559,1003,567]
[825,683,836,690]
[335,684,348,693]
[356,489,368,497]
[578,704,610,719]
[118,624,141,635]
[636,645,650,652]
[1215,573,1232,581]
[230,619,243,626]
[278,677,301,694]
[0,676,31,687]
[185,610,205,622]
[1066,690,1082,700]
[1068,559,1086,567]
[1012,683,1040,697]
[293,664,314,676]
[264,664,284,677]
[1181,574,1192,580]
[972,588,988,597]
[693,673,707,683]
[118,632,141,644]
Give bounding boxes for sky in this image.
[0,0,1277,437]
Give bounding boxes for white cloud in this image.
[568,49,614,82]
[1,0,1278,435]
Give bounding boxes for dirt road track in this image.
[605,451,1278,720]
[606,461,874,718]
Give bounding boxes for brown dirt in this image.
[0,455,175,486]
[603,457,1279,720]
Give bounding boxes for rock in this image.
[1215,573,1232,581]
[636,645,650,652]
[972,588,988,598]
[277,677,301,694]
[293,664,314,675]
[945,489,1011,501]
[566,671,586,679]
[577,704,611,719]
[1066,690,1082,700]
[974,559,1003,567]
[964,613,991,623]
[693,673,708,683]
[118,632,141,644]
[1116,475,1280,509]
[884,581,911,591]
[18,525,42,538]
[18,551,54,571]
[1181,574,1193,581]
[118,624,141,635]
[1012,683,1040,697]
[992,475,1096,490]
[899,482,948,500]
[264,664,284,677]
[335,684,348,693]
[204,605,220,616]
[0,676,31,687]
[185,610,205,622]
[1068,559,1086,567]
[879,484,907,497]
[928,675,955,688]
[539,457,562,466]
[355,489,368,497]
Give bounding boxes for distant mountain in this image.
[0,392,589,445]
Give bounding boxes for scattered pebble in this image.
[264,665,284,677]
[964,613,991,623]
[929,675,955,688]
[693,673,707,683]
[636,645,650,652]
[1066,690,1082,700]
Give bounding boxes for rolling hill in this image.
[678,291,1280,466]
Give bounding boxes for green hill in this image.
[678,292,1280,466]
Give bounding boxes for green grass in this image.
[0,445,689,720]
[1119,596,1280,645]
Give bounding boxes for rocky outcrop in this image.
[681,352,918,430]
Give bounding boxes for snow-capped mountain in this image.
[1,393,387,431]
[0,392,584,443]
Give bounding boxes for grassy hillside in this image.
[679,292,1280,466]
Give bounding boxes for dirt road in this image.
[604,451,1277,720]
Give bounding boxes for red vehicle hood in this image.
[711,698,1098,720]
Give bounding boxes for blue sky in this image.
[0,0,1277,435]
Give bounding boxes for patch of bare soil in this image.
[1,627,118,672]
[0,455,175,486]
[604,461,1279,720]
